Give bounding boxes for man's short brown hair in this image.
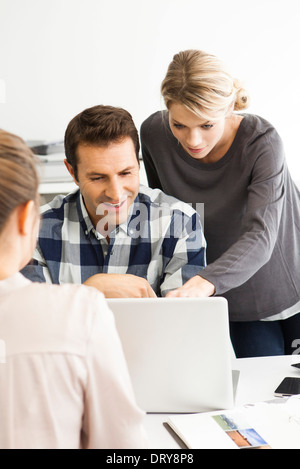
[64,105,140,180]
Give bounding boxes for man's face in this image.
[65,137,140,235]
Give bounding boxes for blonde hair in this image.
[161,50,250,120]
[0,129,39,233]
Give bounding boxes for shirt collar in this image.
[79,193,95,234]
[79,192,139,240]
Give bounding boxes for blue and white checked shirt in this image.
[22,185,206,296]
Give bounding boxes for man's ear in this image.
[18,200,35,236]
[64,159,79,185]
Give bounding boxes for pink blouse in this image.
[0,273,148,449]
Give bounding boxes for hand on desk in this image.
[83,273,157,298]
[166,275,215,298]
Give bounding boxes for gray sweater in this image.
[141,111,300,321]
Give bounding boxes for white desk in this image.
[144,355,300,449]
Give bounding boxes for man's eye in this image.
[202,124,214,130]
[173,123,185,129]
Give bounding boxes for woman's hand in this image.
[166,275,215,298]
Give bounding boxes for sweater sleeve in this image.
[200,128,286,295]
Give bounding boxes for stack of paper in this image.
[36,153,73,183]
[167,396,300,449]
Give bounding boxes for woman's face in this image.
[168,102,228,164]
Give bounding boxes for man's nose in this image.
[105,178,122,201]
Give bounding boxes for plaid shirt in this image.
[22,185,206,296]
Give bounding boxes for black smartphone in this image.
[274,377,300,397]
[291,363,300,369]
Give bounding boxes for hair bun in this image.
[234,79,250,111]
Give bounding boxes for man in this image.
[22,105,206,297]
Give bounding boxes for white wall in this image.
[1,0,300,177]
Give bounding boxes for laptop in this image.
[107,297,235,413]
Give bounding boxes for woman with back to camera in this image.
[0,129,147,449]
[140,49,300,358]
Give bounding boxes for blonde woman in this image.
[0,129,147,449]
[141,49,300,358]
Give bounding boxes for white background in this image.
[1,0,300,179]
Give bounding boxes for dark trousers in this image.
[230,313,300,358]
